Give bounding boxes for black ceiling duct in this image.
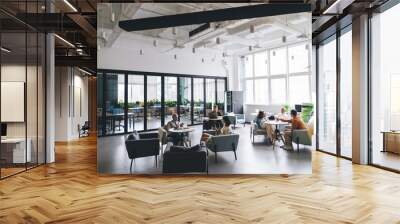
[119,3,311,32]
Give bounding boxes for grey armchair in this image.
[125,132,160,173]
[223,115,236,128]
[235,114,246,127]
[250,122,267,143]
[207,134,239,162]
[163,144,208,173]
[292,129,312,151]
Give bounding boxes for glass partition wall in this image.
[316,25,352,159]
[370,3,400,171]
[0,4,46,179]
[97,70,226,136]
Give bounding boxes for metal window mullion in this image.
[267,49,271,105]
[124,73,128,134]
[144,75,148,131]
[336,31,341,157]
[286,46,289,104]
[316,44,320,150]
[161,75,165,126]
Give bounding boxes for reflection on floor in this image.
[373,150,400,170]
[98,125,312,174]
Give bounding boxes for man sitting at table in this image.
[166,113,187,145]
[208,105,223,129]
[276,107,290,121]
[166,113,182,130]
[278,110,306,150]
[208,105,222,119]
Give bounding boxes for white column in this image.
[352,14,369,164]
[46,32,55,163]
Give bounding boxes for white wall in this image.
[98,33,233,79]
[54,67,89,141]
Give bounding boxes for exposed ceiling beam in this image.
[119,3,311,32]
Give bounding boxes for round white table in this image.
[168,128,194,147]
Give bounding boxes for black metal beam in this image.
[55,56,96,68]
[119,3,311,32]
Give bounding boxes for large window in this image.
[206,79,216,115]
[164,77,177,125]
[105,74,125,135]
[128,75,144,131]
[146,76,161,130]
[179,77,191,125]
[340,29,352,158]
[370,4,400,171]
[289,43,310,73]
[270,47,287,75]
[216,79,225,114]
[289,75,310,105]
[271,78,286,104]
[317,37,337,154]
[0,3,46,179]
[97,71,225,135]
[242,41,312,106]
[254,51,267,76]
[254,78,269,105]
[193,78,204,124]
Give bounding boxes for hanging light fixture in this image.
[249,46,253,51]
[250,25,255,33]
[140,49,143,55]
[272,51,276,56]
[172,27,177,35]
[282,36,287,43]
[192,48,196,53]
[202,58,205,63]
[174,54,177,59]
[153,40,157,47]
[216,37,220,45]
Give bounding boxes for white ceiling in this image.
[98,3,311,56]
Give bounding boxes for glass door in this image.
[164,77,177,126]
[317,36,337,154]
[339,28,352,158]
[179,77,191,125]
[146,76,161,130]
[193,78,204,124]
[105,73,125,135]
[127,75,144,132]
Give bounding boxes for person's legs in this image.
[283,129,293,150]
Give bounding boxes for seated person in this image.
[254,111,267,129]
[208,105,223,129]
[166,113,186,145]
[279,110,307,150]
[166,113,182,130]
[220,116,233,135]
[208,105,222,119]
[276,107,290,121]
[201,116,232,146]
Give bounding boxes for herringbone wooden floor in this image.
[1,135,400,224]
